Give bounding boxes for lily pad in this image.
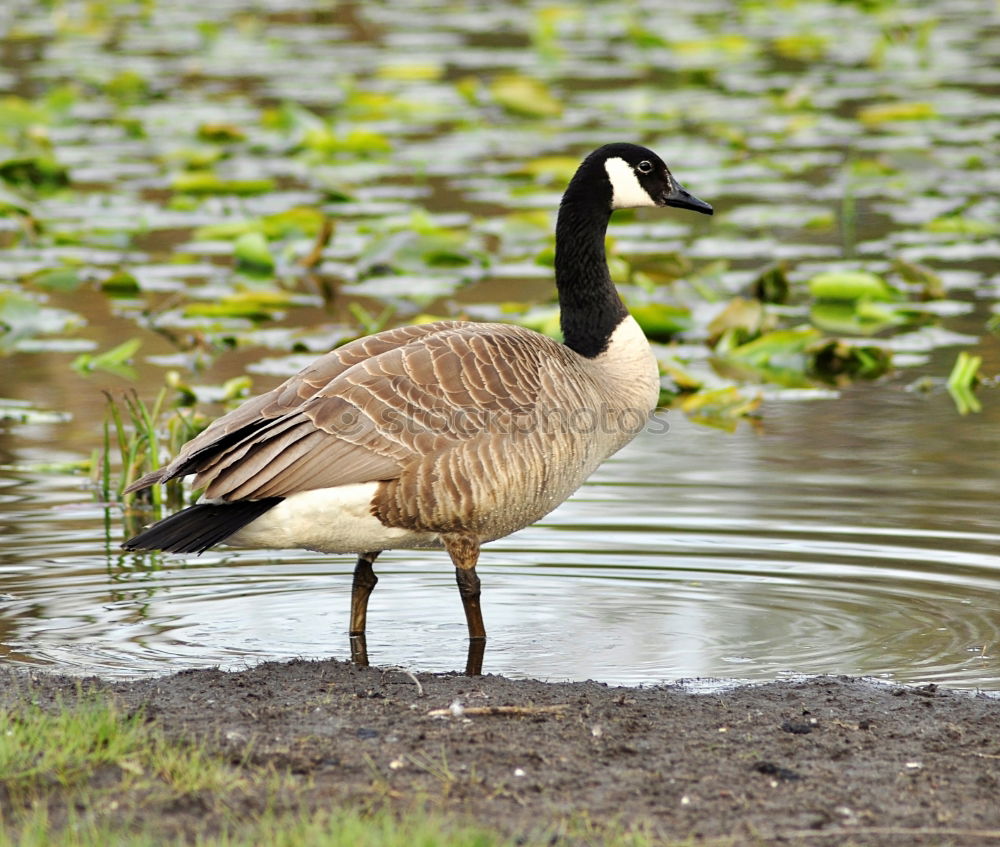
[25,266,83,292]
[679,386,761,431]
[197,123,247,143]
[750,263,790,305]
[171,171,276,196]
[809,300,928,336]
[233,231,276,275]
[725,328,823,368]
[809,339,892,383]
[0,155,69,190]
[299,127,392,157]
[857,102,937,126]
[489,74,563,119]
[807,270,897,302]
[707,297,769,348]
[628,302,692,341]
[923,216,998,237]
[71,338,142,380]
[183,291,293,321]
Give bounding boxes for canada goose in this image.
[122,142,712,673]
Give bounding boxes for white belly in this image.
[225,483,441,553]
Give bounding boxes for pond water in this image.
[3,374,1000,687]
[1,0,999,688]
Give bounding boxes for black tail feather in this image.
[122,498,284,554]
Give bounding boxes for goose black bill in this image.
[660,181,713,215]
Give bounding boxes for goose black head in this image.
[574,142,713,216]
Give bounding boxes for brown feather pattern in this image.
[128,315,658,544]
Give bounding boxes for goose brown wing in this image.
[185,323,560,501]
[125,320,465,494]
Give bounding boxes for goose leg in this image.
[444,533,486,675]
[349,551,380,667]
[349,632,369,667]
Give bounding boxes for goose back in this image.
[133,317,658,550]
[125,319,466,494]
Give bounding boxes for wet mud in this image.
[3,660,999,845]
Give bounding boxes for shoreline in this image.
[3,660,1000,844]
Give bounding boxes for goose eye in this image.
[636,160,653,174]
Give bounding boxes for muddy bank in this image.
[2,661,999,845]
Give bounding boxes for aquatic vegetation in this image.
[0,0,995,495]
[947,350,983,415]
[72,338,143,380]
[0,289,83,353]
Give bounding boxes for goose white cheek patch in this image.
[605,157,658,209]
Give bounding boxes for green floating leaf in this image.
[0,155,69,190]
[221,375,253,401]
[171,170,276,196]
[808,270,897,302]
[355,223,481,278]
[809,340,892,382]
[104,70,150,105]
[183,290,292,321]
[722,328,891,387]
[300,127,391,156]
[163,146,224,170]
[26,267,82,292]
[101,270,140,295]
[0,183,35,215]
[707,297,769,349]
[679,386,761,432]
[375,62,443,81]
[263,207,327,239]
[0,95,53,134]
[924,216,998,237]
[727,328,822,368]
[490,74,563,119]
[262,101,326,134]
[233,231,275,275]
[891,258,944,300]
[629,302,692,342]
[857,102,937,126]
[424,249,473,268]
[512,305,562,341]
[514,155,580,184]
[197,122,247,143]
[534,245,555,268]
[607,255,630,285]
[659,357,703,393]
[196,207,327,242]
[626,22,670,48]
[772,33,829,61]
[72,338,142,380]
[673,34,754,59]
[809,301,918,336]
[751,262,790,304]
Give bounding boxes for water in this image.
[3,383,999,687]
[1,0,1000,687]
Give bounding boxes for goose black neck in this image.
[555,193,628,358]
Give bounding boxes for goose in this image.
[122,142,712,673]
